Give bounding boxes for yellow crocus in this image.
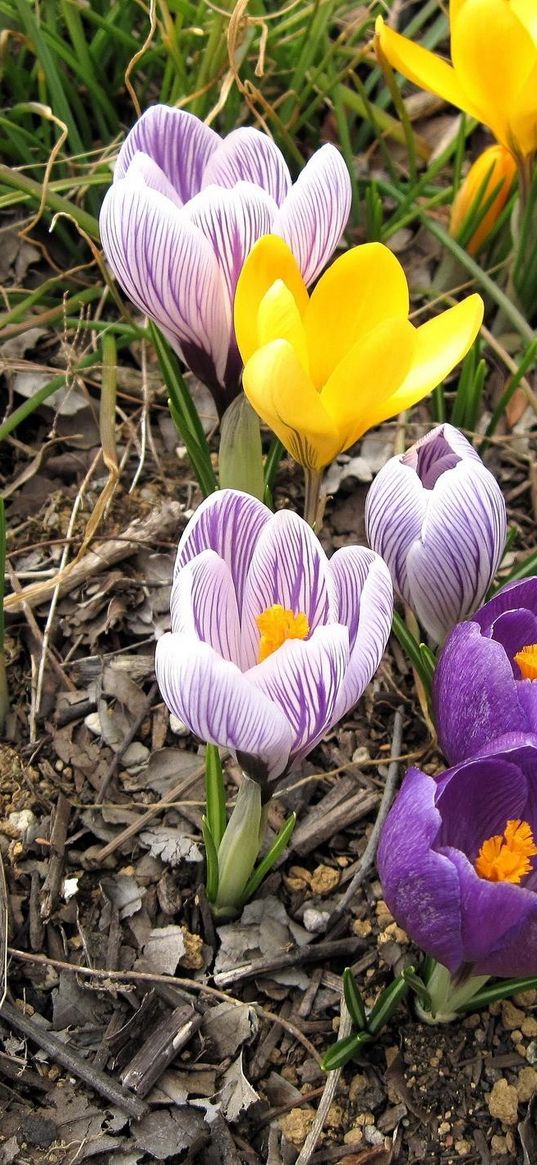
[376,2,537,162]
[450,144,517,254]
[234,235,483,472]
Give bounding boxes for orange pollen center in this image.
[256,604,309,663]
[514,644,537,680]
[475,819,537,884]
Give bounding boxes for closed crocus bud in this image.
[450,145,516,256]
[377,744,537,994]
[365,424,507,644]
[434,577,537,765]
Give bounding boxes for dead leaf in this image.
[201,1001,258,1059]
[140,826,203,866]
[137,925,186,975]
[133,1108,206,1160]
[219,1052,260,1122]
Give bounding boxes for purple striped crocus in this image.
[434,577,537,765]
[377,743,537,1018]
[99,105,351,415]
[155,489,393,789]
[365,424,507,643]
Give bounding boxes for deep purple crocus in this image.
[378,743,537,979]
[434,577,537,765]
[99,105,351,414]
[155,489,393,789]
[365,424,507,643]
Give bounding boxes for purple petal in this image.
[155,632,293,781]
[248,624,348,764]
[405,462,507,642]
[114,105,220,203]
[202,128,291,205]
[434,622,528,764]
[402,423,481,488]
[241,509,335,668]
[473,577,537,637]
[489,609,537,675]
[99,181,231,386]
[272,144,351,285]
[443,846,537,976]
[377,768,464,973]
[124,152,183,206]
[329,547,393,720]
[175,490,272,616]
[435,752,528,859]
[183,182,277,303]
[170,550,241,664]
[365,458,427,600]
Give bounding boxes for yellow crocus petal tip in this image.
[234,234,307,366]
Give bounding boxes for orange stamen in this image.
[475,819,537,884]
[514,644,537,680]
[256,604,309,662]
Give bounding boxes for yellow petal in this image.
[450,144,516,255]
[320,317,416,452]
[304,242,410,390]
[365,294,484,426]
[242,340,341,471]
[511,0,537,44]
[451,0,537,149]
[376,16,483,122]
[257,280,309,374]
[234,235,308,364]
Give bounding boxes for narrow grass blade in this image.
[0,499,7,734]
[392,612,434,695]
[149,323,217,498]
[320,1031,372,1072]
[201,816,219,904]
[367,968,412,1036]
[457,975,537,1012]
[240,812,296,905]
[343,968,367,1031]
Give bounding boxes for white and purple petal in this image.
[248,624,349,765]
[169,550,241,665]
[114,104,220,202]
[175,490,272,615]
[124,152,183,206]
[241,509,336,668]
[183,182,277,303]
[201,127,291,206]
[472,577,537,637]
[155,632,293,781]
[272,144,351,285]
[99,180,231,387]
[405,462,507,642]
[329,546,393,721]
[365,457,427,600]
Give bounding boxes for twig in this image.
[41,792,71,920]
[327,707,404,929]
[212,936,366,989]
[7,947,322,1063]
[294,998,353,1165]
[0,999,148,1120]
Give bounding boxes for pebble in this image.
[501,1001,525,1030]
[487,1079,519,1125]
[527,1040,537,1065]
[516,1066,537,1102]
[491,1134,509,1155]
[279,1106,316,1147]
[455,1141,472,1156]
[310,864,340,896]
[521,1017,537,1038]
[343,1127,363,1146]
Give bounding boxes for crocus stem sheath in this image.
[213,775,267,919]
[303,467,326,529]
[417,961,490,1024]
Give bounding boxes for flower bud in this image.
[450,145,516,256]
[365,424,507,643]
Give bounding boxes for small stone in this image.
[302,907,330,933]
[491,1134,509,1155]
[487,1079,519,1125]
[279,1107,316,1147]
[527,1041,537,1065]
[352,918,372,938]
[364,1125,384,1146]
[514,990,537,1007]
[438,1122,451,1135]
[326,1103,345,1128]
[343,1127,363,1146]
[501,1001,525,1030]
[349,1073,368,1103]
[179,927,204,970]
[455,1140,472,1156]
[516,1066,537,1103]
[510,1029,523,1043]
[375,900,394,930]
[522,1017,537,1038]
[310,864,340,896]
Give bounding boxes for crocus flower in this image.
[377,743,537,981]
[434,577,537,765]
[99,105,351,414]
[233,236,483,472]
[365,424,506,643]
[155,489,393,788]
[376,2,537,161]
[450,144,517,255]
